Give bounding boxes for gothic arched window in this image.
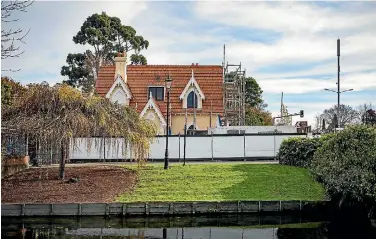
[187,91,198,108]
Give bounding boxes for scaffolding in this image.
[222,45,246,126]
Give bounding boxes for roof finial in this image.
[191,69,194,78]
[149,91,153,99]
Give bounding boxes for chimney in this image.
[192,63,194,66]
[196,63,199,66]
[115,52,127,82]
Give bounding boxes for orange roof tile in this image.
[95,64,224,115]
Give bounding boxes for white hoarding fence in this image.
[70,134,306,161]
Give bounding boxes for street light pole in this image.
[337,38,340,128]
[164,75,172,170]
[324,38,353,129]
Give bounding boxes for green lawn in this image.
[117,164,326,202]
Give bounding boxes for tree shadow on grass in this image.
[218,164,325,201]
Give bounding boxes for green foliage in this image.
[277,137,324,168]
[61,53,94,93]
[311,125,376,202]
[245,77,267,109]
[118,164,325,202]
[245,106,273,126]
[1,77,26,106]
[130,54,147,65]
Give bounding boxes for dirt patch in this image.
[1,165,137,203]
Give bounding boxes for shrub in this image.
[310,125,376,202]
[277,137,323,168]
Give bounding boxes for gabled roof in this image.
[140,92,166,126]
[105,74,132,99]
[95,64,224,115]
[179,70,205,100]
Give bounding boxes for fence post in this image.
[103,137,106,162]
[243,133,246,161]
[183,126,187,166]
[178,133,181,162]
[211,132,214,161]
[274,134,276,160]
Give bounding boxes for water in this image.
[2,214,376,239]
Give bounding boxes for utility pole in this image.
[324,38,353,129]
[337,38,340,128]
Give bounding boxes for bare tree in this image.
[1,0,33,71]
[314,104,359,133]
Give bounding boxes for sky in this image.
[1,0,376,126]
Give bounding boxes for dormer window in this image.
[148,87,164,101]
[180,70,205,109]
[187,91,198,108]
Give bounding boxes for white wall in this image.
[70,134,306,160]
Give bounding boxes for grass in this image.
[117,164,326,202]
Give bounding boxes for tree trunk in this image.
[59,141,67,180]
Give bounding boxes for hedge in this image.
[310,125,376,202]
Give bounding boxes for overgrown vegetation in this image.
[311,125,376,203]
[278,125,376,218]
[118,164,325,202]
[1,83,156,179]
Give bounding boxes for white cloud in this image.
[258,71,376,94]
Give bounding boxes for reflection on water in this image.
[2,214,376,239]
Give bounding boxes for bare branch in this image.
[1,0,33,62]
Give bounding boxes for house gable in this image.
[105,74,132,105]
[140,93,166,127]
[179,70,205,100]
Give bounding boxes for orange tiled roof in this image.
[95,64,224,115]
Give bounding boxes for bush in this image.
[311,125,376,202]
[277,137,323,168]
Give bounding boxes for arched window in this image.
[187,91,198,108]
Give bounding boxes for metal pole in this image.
[243,132,246,161]
[183,108,187,166]
[178,133,181,162]
[337,38,340,128]
[211,132,214,161]
[164,89,170,170]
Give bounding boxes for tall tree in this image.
[60,52,94,93]
[245,77,267,109]
[1,0,33,71]
[61,12,149,93]
[315,104,359,132]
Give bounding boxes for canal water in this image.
[2,214,376,238]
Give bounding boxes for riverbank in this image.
[118,164,325,202]
[1,163,325,204]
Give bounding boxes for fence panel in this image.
[245,135,275,158]
[185,137,211,159]
[213,136,243,158]
[70,138,103,160]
